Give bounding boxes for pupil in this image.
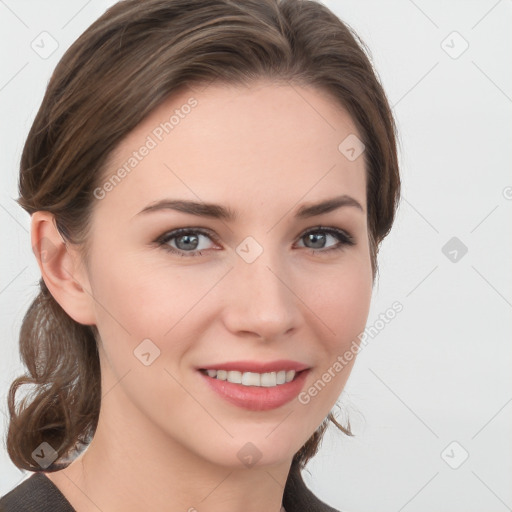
[307,233,325,249]
[177,234,198,250]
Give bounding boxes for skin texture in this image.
[33,81,373,512]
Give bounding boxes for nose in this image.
[222,245,302,341]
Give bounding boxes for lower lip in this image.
[199,370,310,411]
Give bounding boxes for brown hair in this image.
[5,0,400,509]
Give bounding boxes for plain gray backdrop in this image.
[1,1,511,511]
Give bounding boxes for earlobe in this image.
[31,211,96,326]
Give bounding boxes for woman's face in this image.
[79,81,373,468]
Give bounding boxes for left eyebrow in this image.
[296,195,364,217]
[135,194,364,221]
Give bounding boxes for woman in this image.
[0,0,400,510]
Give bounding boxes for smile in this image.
[199,369,297,387]
[198,367,310,411]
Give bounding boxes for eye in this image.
[155,226,355,258]
[156,228,219,257]
[295,226,355,255]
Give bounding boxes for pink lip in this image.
[198,367,310,411]
[197,359,310,373]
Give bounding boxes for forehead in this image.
[95,81,367,219]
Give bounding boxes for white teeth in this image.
[260,372,277,387]
[203,369,298,387]
[227,370,242,384]
[242,371,261,386]
[285,370,295,383]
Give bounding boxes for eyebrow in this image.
[136,194,364,221]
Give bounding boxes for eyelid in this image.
[154,228,220,258]
[155,226,221,245]
[297,225,355,246]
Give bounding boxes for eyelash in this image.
[155,226,355,258]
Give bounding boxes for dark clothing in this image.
[0,473,75,512]
[1,469,341,511]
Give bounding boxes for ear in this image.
[31,211,96,326]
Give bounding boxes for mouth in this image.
[196,362,311,411]
[198,368,305,387]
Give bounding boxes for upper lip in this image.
[197,360,310,373]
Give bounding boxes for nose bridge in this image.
[225,235,300,338]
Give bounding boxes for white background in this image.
[1,1,511,511]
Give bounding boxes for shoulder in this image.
[283,465,363,512]
[0,473,75,512]
[283,466,342,512]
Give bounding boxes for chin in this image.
[194,434,301,470]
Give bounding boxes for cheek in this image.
[293,264,372,427]
[87,254,221,385]
[299,253,373,346]
[90,255,202,334]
